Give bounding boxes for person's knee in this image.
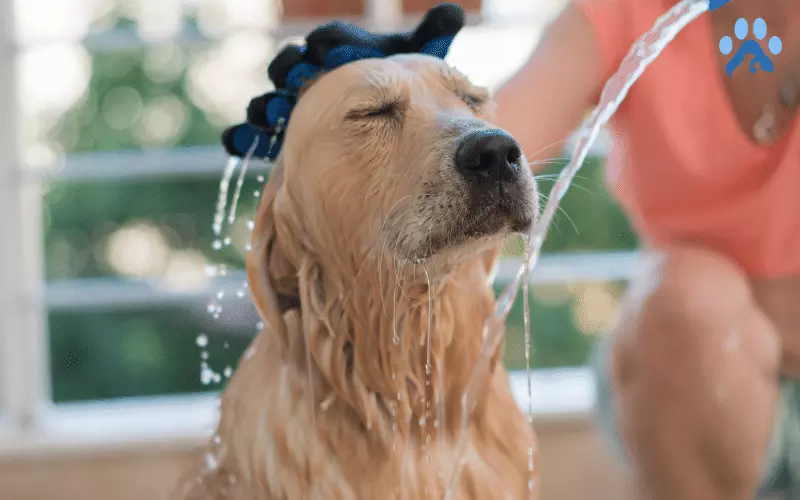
[608,246,782,493]
[613,246,780,390]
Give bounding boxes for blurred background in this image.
[0,0,639,498]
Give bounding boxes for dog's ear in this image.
[246,156,299,341]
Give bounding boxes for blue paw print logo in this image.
[719,18,782,76]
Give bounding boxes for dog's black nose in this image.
[455,129,522,182]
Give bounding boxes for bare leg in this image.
[610,246,782,500]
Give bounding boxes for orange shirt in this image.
[574,0,800,277]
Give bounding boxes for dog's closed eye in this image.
[460,92,486,109]
[346,99,405,121]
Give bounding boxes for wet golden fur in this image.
[177,54,538,499]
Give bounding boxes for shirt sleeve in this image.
[571,0,636,82]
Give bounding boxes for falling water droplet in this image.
[205,265,218,277]
[201,351,209,360]
[256,321,264,330]
[227,137,258,226]
[253,190,260,198]
[200,367,214,385]
[223,342,229,349]
[257,175,265,183]
[216,291,225,300]
[205,452,219,471]
[206,303,216,314]
[213,156,240,237]
[196,334,208,348]
[223,236,232,246]
[247,220,255,231]
[212,239,223,250]
[236,289,245,298]
[245,243,252,252]
[223,366,233,378]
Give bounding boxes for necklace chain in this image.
[753,58,800,145]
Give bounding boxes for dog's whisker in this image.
[535,178,597,198]
[528,158,570,168]
[522,138,571,164]
[539,192,580,235]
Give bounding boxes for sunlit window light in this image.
[105,223,171,278]
[186,31,273,123]
[133,94,189,147]
[159,249,210,292]
[570,283,620,336]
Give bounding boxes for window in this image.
[0,0,639,449]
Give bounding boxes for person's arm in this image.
[494,4,606,169]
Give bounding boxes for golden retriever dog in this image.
[178,52,539,500]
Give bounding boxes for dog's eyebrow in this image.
[343,75,408,107]
[440,67,487,98]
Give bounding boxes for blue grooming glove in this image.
[221,3,465,160]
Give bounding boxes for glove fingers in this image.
[410,3,465,49]
[246,90,296,131]
[268,44,305,89]
[265,4,465,94]
[221,123,282,160]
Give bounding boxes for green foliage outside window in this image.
[44,20,638,403]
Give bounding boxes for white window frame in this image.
[0,0,628,457]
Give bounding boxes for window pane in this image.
[50,304,256,403]
[22,39,274,167]
[502,280,626,370]
[36,0,636,404]
[44,177,262,281]
[14,0,276,45]
[50,279,625,402]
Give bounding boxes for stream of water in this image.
[444,0,710,496]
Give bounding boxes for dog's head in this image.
[228,5,537,334]
[281,54,537,263]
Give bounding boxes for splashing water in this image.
[421,262,437,495]
[227,135,261,226]
[521,240,534,493]
[199,130,275,480]
[213,157,240,239]
[444,1,709,496]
